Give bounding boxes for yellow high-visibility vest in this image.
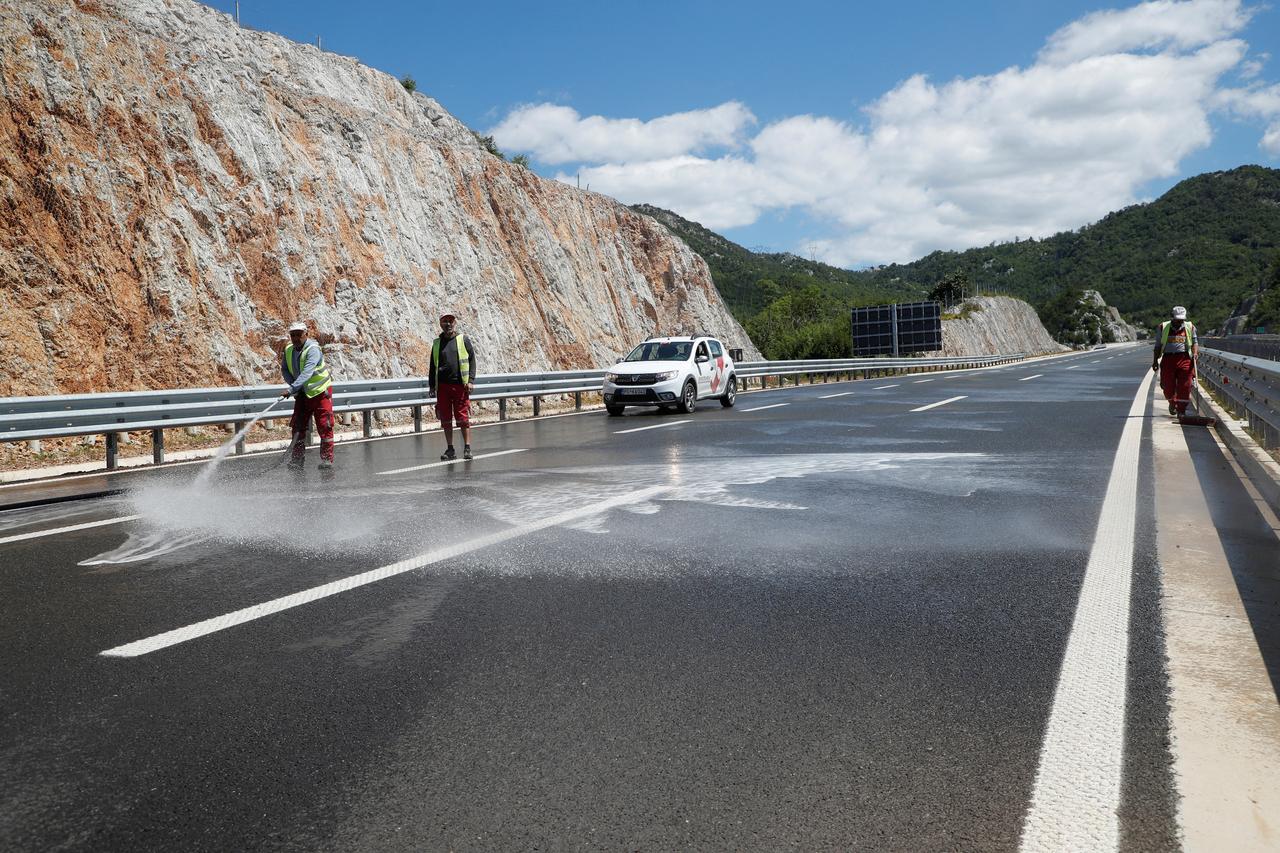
[1158,321,1197,354]
[284,341,333,397]
[431,334,470,385]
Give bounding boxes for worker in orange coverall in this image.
[1152,305,1198,418]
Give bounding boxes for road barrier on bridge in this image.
[1198,347,1280,451]
[0,354,1027,470]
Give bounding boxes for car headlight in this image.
[605,372,620,382]
[653,370,679,381]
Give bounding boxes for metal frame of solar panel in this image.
[851,301,942,356]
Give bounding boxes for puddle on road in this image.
[78,451,1021,567]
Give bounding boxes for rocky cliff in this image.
[0,0,756,398]
[940,296,1068,357]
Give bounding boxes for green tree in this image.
[399,76,417,92]
[471,130,505,160]
[511,154,531,168]
[928,271,968,306]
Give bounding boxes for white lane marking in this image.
[613,420,691,435]
[0,515,140,546]
[1065,365,1080,370]
[909,396,967,412]
[912,378,935,383]
[874,384,900,389]
[1019,374,1044,381]
[819,392,855,399]
[741,403,790,413]
[1019,370,1154,852]
[101,485,669,658]
[1105,356,1115,360]
[376,448,527,475]
[1089,360,1101,363]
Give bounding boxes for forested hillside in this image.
[846,166,1280,331]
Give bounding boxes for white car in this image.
[603,336,737,415]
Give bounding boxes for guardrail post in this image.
[499,398,507,421]
[412,405,423,432]
[234,422,246,455]
[362,410,372,438]
[105,432,118,470]
[533,396,541,417]
[575,391,582,411]
[152,428,164,464]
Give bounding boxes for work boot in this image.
[318,459,333,470]
[440,446,456,461]
[463,445,473,460]
[1168,403,1177,416]
[287,457,304,469]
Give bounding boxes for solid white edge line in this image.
[818,392,855,399]
[1018,369,1154,852]
[1019,374,1044,381]
[100,485,669,658]
[741,403,790,412]
[909,396,967,412]
[376,448,527,476]
[0,515,140,546]
[612,420,692,435]
[874,384,899,389]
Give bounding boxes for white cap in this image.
[439,311,457,321]
[1171,306,1187,320]
[288,321,308,333]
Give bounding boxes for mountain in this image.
[0,0,755,397]
[630,204,923,323]
[637,167,1280,337]
[844,166,1280,332]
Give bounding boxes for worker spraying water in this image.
[281,320,336,470]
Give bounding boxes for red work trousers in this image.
[1159,354,1194,415]
[289,389,334,462]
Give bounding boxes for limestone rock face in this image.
[0,0,756,397]
[940,296,1068,357]
[1079,290,1138,342]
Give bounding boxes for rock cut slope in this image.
[0,0,756,397]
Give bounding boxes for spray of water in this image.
[194,397,288,487]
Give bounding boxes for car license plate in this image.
[619,388,646,395]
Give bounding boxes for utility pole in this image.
[234,0,239,25]
[316,35,322,49]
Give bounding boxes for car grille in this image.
[614,373,663,386]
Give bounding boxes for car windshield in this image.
[625,341,692,362]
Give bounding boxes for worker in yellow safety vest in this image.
[429,311,478,460]
[280,320,335,468]
[1152,305,1198,418]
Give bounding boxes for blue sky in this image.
[205,0,1279,266]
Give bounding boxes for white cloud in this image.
[490,102,755,164]
[494,0,1277,266]
[1039,0,1252,65]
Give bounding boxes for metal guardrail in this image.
[1198,347,1280,450]
[1202,335,1280,362]
[1,354,1027,470]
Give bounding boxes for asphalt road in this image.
[0,348,1191,850]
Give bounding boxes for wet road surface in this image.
[0,347,1254,850]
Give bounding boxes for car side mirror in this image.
[696,354,709,363]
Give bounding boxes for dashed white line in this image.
[1018,370,1154,852]
[912,378,935,383]
[0,515,140,546]
[874,384,900,389]
[909,396,968,412]
[1019,374,1044,381]
[741,403,790,413]
[818,392,855,399]
[100,485,669,658]
[376,448,527,475]
[1065,365,1080,370]
[613,420,692,434]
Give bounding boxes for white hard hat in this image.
[1171,306,1187,320]
[288,321,308,333]
[439,311,457,321]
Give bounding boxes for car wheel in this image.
[720,375,736,408]
[606,404,625,416]
[677,380,697,414]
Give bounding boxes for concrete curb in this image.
[1194,380,1280,518]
